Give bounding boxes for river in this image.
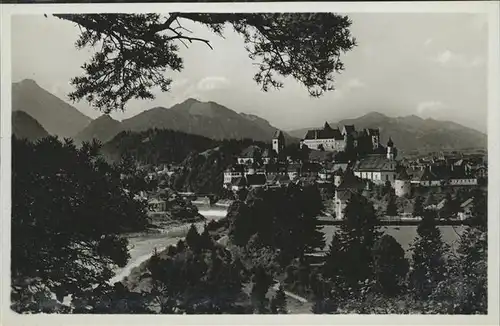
[110,204,229,284]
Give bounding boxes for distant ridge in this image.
[288,112,486,153]
[12,110,49,141]
[12,79,92,139]
[73,114,123,144]
[76,98,296,144]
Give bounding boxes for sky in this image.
[11,12,488,132]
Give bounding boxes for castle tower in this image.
[386,137,396,160]
[394,168,411,197]
[272,130,285,155]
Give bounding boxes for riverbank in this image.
[110,204,229,284]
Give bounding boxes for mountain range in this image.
[11,80,293,144]
[74,98,296,144]
[12,79,487,154]
[288,112,487,153]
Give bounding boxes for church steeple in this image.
[386,137,396,160]
[272,130,285,155]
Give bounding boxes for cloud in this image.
[197,76,230,92]
[432,50,485,68]
[424,38,433,47]
[416,101,447,115]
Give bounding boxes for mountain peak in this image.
[16,79,39,88]
[182,98,201,105]
[96,114,116,121]
[363,111,387,119]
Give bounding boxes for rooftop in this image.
[355,155,397,171]
[239,145,261,158]
[304,124,344,140]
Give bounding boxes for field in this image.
[320,225,465,257]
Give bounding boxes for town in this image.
[144,122,487,223]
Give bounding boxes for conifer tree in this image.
[469,188,487,231]
[372,235,409,296]
[251,266,275,314]
[323,193,381,291]
[413,195,424,218]
[185,224,201,251]
[409,210,448,299]
[270,285,288,314]
[385,193,398,217]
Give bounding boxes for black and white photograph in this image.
[1,1,499,324]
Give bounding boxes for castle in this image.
[301,122,381,153]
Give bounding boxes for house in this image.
[223,164,245,188]
[243,162,266,177]
[295,175,318,186]
[287,163,302,181]
[301,162,322,178]
[425,198,447,211]
[264,162,288,175]
[237,145,261,165]
[231,177,247,192]
[458,198,474,220]
[411,166,443,187]
[148,198,167,212]
[474,165,488,179]
[308,149,335,163]
[318,168,333,181]
[262,148,278,165]
[266,173,291,188]
[353,155,397,185]
[448,176,478,186]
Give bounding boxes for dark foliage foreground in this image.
[11,136,487,314]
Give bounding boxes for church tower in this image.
[386,137,397,160]
[272,130,285,155]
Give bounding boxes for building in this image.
[272,130,286,155]
[394,169,411,197]
[353,139,398,185]
[266,174,291,188]
[458,198,474,220]
[262,148,278,165]
[230,177,247,192]
[411,166,444,187]
[301,122,384,154]
[148,198,167,212]
[237,145,261,165]
[302,122,346,152]
[223,165,245,189]
[287,163,302,181]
